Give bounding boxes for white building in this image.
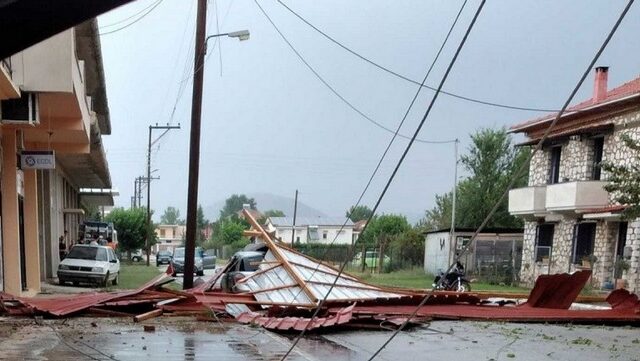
[265,217,355,245]
[153,224,186,253]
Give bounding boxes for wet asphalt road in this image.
[1,317,639,361]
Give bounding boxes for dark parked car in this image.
[156,250,172,267]
[170,247,215,276]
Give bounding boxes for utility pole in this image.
[290,189,298,247]
[450,139,459,262]
[183,0,207,290]
[146,124,180,266]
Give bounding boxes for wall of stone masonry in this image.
[519,109,640,290]
[624,219,640,293]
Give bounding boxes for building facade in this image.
[423,228,523,277]
[265,217,355,245]
[154,224,186,253]
[0,20,114,296]
[509,67,640,292]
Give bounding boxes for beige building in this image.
[0,20,114,296]
[509,67,640,292]
[154,224,186,253]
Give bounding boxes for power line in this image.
[278,0,487,359]
[275,0,561,113]
[100,0,161,29]
[366,1,635,359]
[254,1,464,144]
[257,0,467,325]
[99,0,164,36]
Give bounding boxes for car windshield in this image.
[173,248,185,258]
[67,246,108,261]
[158,251,170,257]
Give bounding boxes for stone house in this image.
[508,67,640,292]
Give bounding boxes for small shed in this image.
[423,228,523,278]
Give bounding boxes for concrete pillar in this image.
[23,169,40,294]
[1,129,20,295]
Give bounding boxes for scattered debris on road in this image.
[1,209,639,331]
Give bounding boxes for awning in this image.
[79,188,119,207]
[0,0,135,59]
[63,208,86,214]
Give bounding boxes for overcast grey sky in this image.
[98,0,640,222]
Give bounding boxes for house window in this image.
[535,224,554,262]
[160,229,166,237]
[616,222,628,258]
[548,146,562,184]
[308,227,319,241]
[591,137,604,180]
[322,231,328,240]
[572,222,596,264]
[296,236,300,243]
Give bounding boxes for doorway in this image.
[572,222,596,264]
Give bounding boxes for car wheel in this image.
[196,270,204,277]
[112,272,119,286]
[58,278,65,286]
[101,272,110,287]
[73,281,79,287]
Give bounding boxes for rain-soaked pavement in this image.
[1,316,639,360]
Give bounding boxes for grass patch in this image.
[116,264,163,290]
[347,267,530,293]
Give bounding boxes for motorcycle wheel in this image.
[453,280,471,292]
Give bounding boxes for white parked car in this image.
[57,244,120,287]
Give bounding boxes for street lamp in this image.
[205,30,250,47]
[183,0,250,291]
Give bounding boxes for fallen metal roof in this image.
[240,209,406,307]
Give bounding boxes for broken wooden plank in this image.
[133,309,163,322]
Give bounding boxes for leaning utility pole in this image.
[183,0,207,289]
[290,189,298,247]
[145,124,180,266]
[450,139,459,259]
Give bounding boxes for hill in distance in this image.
[204,192,327,221]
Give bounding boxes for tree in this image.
[359,214,410,245]
[160,206,182,225]
[219,194,257,220]
[421,128,527,230]
[346,205,373,223]
[263,209,285,218]
[105,207,155,255]
[196,205,209,246]
[602,134,640,219]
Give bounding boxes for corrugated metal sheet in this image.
[236,247,405,306]
[234,304,356,331]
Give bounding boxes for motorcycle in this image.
[432,261,471,292]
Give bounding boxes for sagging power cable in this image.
[278,0,488,359]
[275,0,560,113]
[255,0,467,315]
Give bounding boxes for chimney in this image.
[593,66,609,103]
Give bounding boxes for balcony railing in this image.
[545,181,609,212]
[508,186,546,216]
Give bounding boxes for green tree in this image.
[602,134,640,219]
[219,194,257,220]
[106,207,156,255]
[160,206,182,225]
[263,209,285,218]
[421,128,528,230]
[346,205,373,223]
[196,205,209,246]
[359,214,410,245]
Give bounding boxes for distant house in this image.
[508,67,640,291]
[352,220,367,243]
[237,207,263,221]
[423,228,523,276]
[154,224,186,253]
[265,217,355,245]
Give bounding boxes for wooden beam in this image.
[133,309,163,322]
[242,208,318,303]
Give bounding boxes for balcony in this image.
[546,181,609,212]
[508,186,547,216]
